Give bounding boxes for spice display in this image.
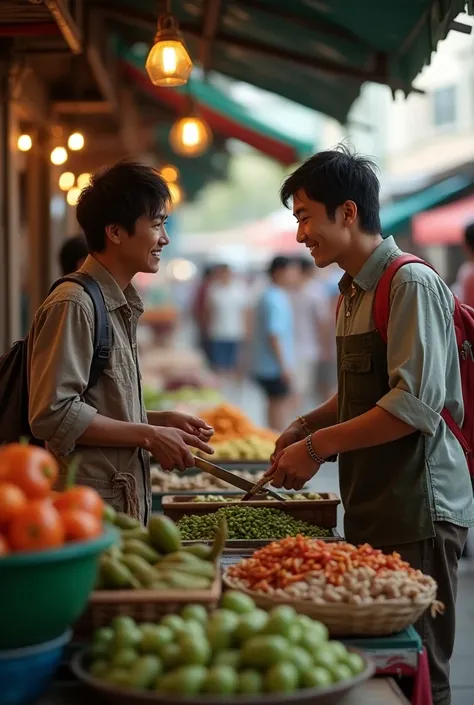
[97,513,225,591]
[86,591,366,695]
[151,468,264,492]
[227,536,437,603]
[176,507,331,541]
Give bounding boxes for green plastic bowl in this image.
[0,525,118,650]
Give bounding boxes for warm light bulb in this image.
[18,134,32,152]
[51,146,68,165]
[59,172,75,191]
[169,115,212,157]
[160,165,179,183]
[68,132,85,151]
[162,46,178,74]
[66,187,81,206]
[168,181,183,208]
[77,173,91,190]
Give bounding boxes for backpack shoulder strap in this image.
[49,272,110,390]
[373,254,436,343]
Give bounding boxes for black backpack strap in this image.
[49,272,111,390]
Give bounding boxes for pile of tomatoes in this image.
[0,443,105,556]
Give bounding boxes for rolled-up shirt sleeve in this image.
[28,299,97,456]
[376,279,451,436]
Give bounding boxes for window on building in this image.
[432,85,457,127]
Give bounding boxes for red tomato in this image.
[8,500,64,552]
[0,483,28,528]
[0,444,58,498]
[53,486,104,519]
[0,534,9,556]
[60,509,102,542]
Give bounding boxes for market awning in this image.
[116,41,313,165]
[413,194,474,246]
[95,0,472,124]
[381,175,471,236]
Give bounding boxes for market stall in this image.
[0,442,438,705]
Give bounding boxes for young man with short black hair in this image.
[28,161,213,522]
[269,146,474,705]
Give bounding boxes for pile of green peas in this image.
[177,506,331,541]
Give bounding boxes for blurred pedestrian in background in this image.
[251,256,298,430]
[205,264,249,381]
[192,264,216,363]
[290,256,323,415]
[58,234,89,275]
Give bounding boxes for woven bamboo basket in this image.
[75,573,221,637]
[223,572,440,636]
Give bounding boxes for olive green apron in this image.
[337,329,434,547]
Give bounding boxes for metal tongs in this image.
[192,456,285,502]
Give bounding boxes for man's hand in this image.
[143,426,214,472]
[150,411,214,441]
[267,439,320,491]
[271,419,305,462]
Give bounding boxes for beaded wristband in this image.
[305,434,327,464]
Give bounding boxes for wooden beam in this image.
[200,0,222,72]
[43,0,83,54]
[0,23,60,37]
[95,4,417,91]
[86,12,119,113]
[52,100,113,115]
[449,21,472,35]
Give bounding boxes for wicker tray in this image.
[163,493,340,527]
[223,572,438,637]
[72,645,375,705]
[74,573,221,636]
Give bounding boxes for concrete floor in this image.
[225,377,474,705]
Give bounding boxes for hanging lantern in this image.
[160,164,179,183]
[169,107,212,158]
[145,9,193,87]
[68,132,85,151]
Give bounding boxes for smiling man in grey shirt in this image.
[269,146,474,705]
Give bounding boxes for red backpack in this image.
[338,254,474,476]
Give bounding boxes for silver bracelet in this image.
[305,435,327,464]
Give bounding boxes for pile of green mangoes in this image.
[98,512,227,591]
[88,591,366,696]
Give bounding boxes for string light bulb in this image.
[66,187,81,206]
[145,12,193,87]
[77,173,91,190]
[160,164,179,183]
[59,172,75,191]
[169,112,212,157]
[18,134,32,152]
[50,146,68,166]
[68,132,85,151]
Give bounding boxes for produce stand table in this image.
[38,677,410,704]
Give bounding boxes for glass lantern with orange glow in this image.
[170,107,212,158]
[145,10,193,87]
